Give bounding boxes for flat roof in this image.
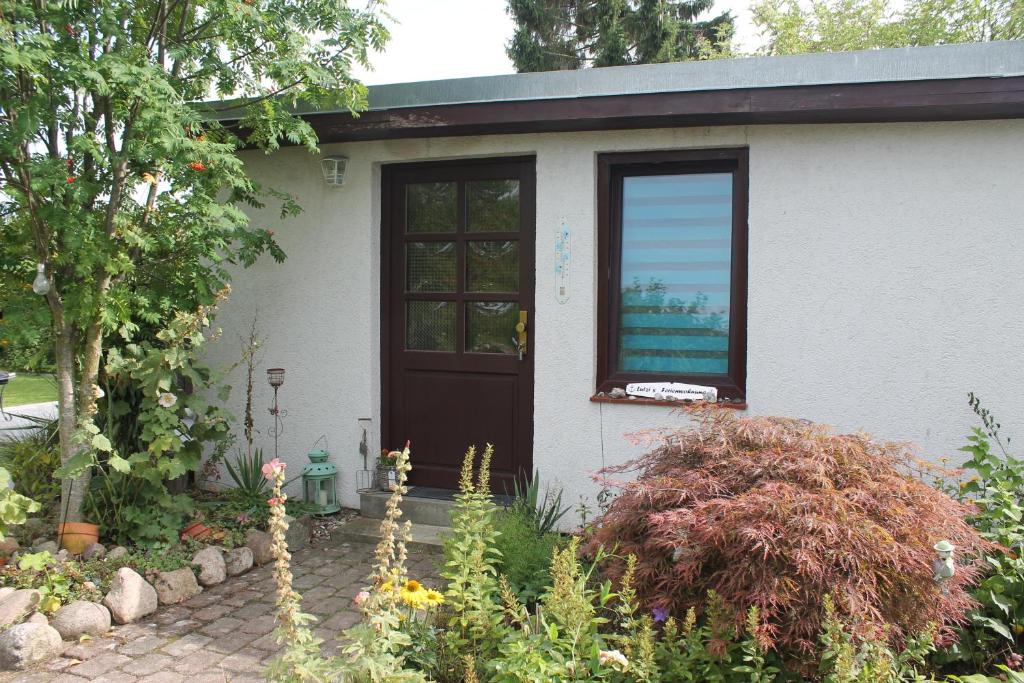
[363,40,1024,112]
[208,41,1024,142]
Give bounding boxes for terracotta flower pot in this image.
[57,522,99,555]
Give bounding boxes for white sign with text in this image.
[625,382,718,402]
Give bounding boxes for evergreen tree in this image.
[506,0,733,72]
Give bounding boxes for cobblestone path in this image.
[1,537,441,682]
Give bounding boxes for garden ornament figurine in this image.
[933,540,955,593]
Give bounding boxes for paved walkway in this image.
[2,536,442,682]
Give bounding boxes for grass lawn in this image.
[2,373,57,407]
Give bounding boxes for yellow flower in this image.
[400,586,427,609]
[424,589,444,607]
[404,579,422,592]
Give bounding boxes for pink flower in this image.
[354,591,370,607]
[267,496,283,507]
[261,458,285,480]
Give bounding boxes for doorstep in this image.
[330,516,446,551]
[359,488,456,527]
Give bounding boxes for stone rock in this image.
[26,613,47,626]
[32,541,58,556]
[0,590,40,629]
[82,543,106,561]
[107,546,129,561]
[224,547,253,577]
[50,601,111,640]
[54,549,70,563]
[284,515,311,552]
[153,568,201,605]
[0,537,19,556]
[191,547,226,587]
[0,623,62,670]
[609,387,627,398]
[245,529,274,566]
[0,588,15,603]
[102,567,157,624]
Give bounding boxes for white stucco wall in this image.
[202,120,1024,520]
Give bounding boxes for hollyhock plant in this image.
[262,458,285,481]
[584,406,993,662]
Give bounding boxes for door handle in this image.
[513,310,528,360]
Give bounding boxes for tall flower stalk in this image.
[264,458,334,682]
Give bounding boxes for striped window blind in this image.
[617,172,733,376]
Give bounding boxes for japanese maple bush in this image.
[584,407,992,661]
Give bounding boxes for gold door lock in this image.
[513,310,528,360]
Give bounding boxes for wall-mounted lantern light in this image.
[320,155,348,188]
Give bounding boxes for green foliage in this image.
[0,466,40,537]
[934,395,1024,674]
[0,0,388,522]
[510,469,569,535]
[506,0,733,72]
[225,447,268,500]
[72,307,233,545]
[819,595,937,682]
[14,551,73,612]
[0,415,60,508]
[441,445,506,670]
[493,508,565,605]
[750,0,1023,55]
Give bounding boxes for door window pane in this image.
[407,301,455,351]
[407,182,456,233]
[467,302,517,354]
[467,241,519,293]
[467,179,519,232]
[407,242,456,292]
[617,173,732,375]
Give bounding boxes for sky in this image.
[354,0,762,86]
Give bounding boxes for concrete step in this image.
[359,489,455,527]
[329,516,446,551]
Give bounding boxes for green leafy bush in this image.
[0,416,60,509]
[934,395,1024,674]
[492,508,565,605]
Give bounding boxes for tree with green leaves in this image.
[506,0,733,72]
[0,0,387,522]
[751,0,1023,55]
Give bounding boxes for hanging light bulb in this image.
[31,263,50,296]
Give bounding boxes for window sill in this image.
[589,394,748,410]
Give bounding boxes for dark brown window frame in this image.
[596,148,749,400]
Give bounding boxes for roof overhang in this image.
[207,41,1024,144]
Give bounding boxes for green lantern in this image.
[301,449,340,515]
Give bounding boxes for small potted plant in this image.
[377,449,399,491]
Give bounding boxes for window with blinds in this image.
[617,173,732,375]
[597,149,748,400]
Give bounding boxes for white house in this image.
[204,41,1024,521]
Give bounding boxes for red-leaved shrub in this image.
[584,407,992,659]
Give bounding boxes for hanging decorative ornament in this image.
[32,264,50,296]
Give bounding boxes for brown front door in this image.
[382,157,535,491]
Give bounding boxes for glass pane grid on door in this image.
[403,177,522,355]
